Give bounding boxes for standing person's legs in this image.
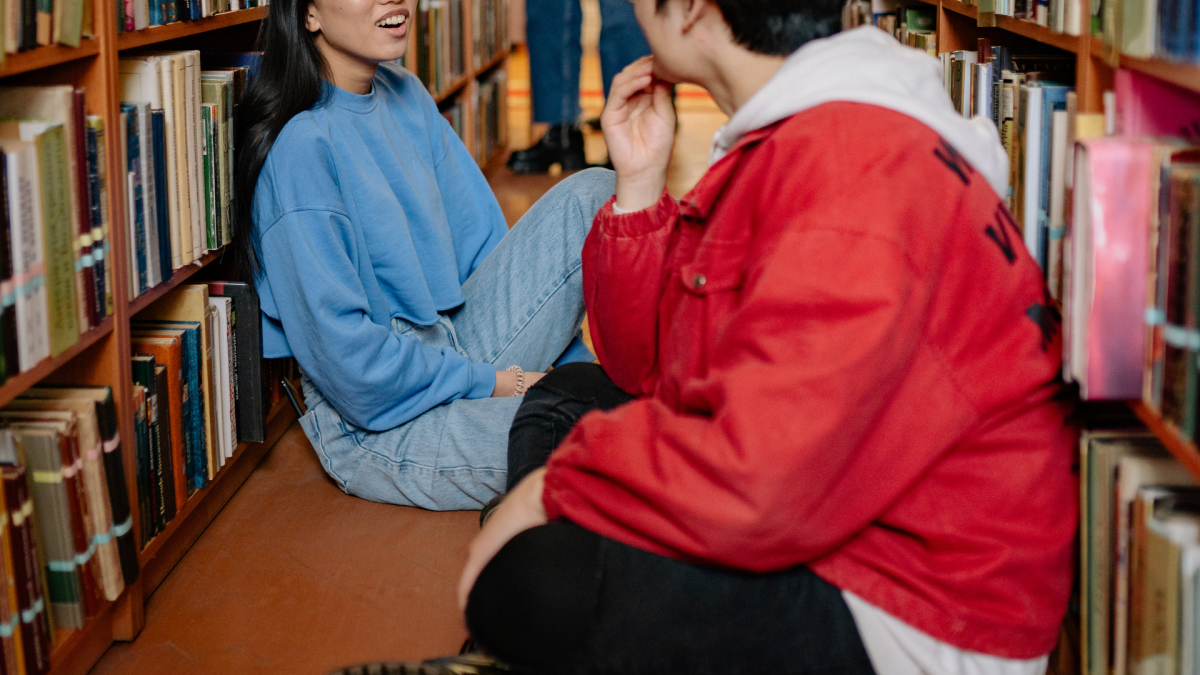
[596,0,651,98]
[298,170,615,510]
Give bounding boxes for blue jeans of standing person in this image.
[298,169,616,510]
[526,0,651,125]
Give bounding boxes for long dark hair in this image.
[233,0,329,282]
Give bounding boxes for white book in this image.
[133,0,149,29]
[208,296,236,458]
[184,51,203,260]
[159,54,188,268]
[129,101,161,288]
[1047,110,1069,301]
[1021,85,1044,267]
[0,139,50,371]
[973,62,992,123]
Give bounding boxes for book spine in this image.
[200,105,215,251]
[132,387,150,545]
[0,494,26,675]
[155,366,177,523]
[32,125,80,358]
[151,112,172,285]
[60,433,102,620]
[85,121,106,324]
[2,469,49,675]
[0,154,12,383]
[121,107,147,295]
[72,90,96,334]
[94,396,137,585]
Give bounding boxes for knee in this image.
[561,167,617,231]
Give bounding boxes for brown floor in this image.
[91,31,727,675]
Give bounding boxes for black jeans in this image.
[465,364,876,675]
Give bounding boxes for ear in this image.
[679,0,707,32]
[305,2,321,33]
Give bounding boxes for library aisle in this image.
[88,49,727,675]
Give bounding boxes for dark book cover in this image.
[174,0,187,28]
[20,0,36,49]
[70,89,97,332]
[133,321,206,491]
[154,364,177,526]
[131,385,151,545]
[0,463,50,675]
[131,335,188,509]
[0,153,10,383]
[23,387,139,586]
[84,121,106,324]
[188,0,199,22]
[199,53,263,82]
[132,355,169,533]
[120,104,148,295]
[150,111,172,286]
[207,281,263,442]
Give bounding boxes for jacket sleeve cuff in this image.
[466,363,497,399]
[597,190,678,238]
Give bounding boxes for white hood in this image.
[710,26,1010,197]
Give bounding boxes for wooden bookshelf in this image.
[1130,403,1200,483]
[0,40,100,78]
[116,6,267,49]
[0,0,510,670]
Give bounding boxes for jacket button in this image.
[693,274,706,289]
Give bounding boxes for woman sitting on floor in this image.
[376,0,1077,673]
[234,0,614,510]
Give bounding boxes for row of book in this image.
[842,3,938,55]
[939,0,1086,34]
[940,43,1078,301]
[0,386,139,674]
[0,0,93,56]
[1095,0,1200,63]
[472,68,506,166]
[471,0,507,71]
[0,85,117,384]
[130,282,264,544]
[1079,430,1200,675]
[414,0,466,96]
[116,0,267,34]
[118,51,254,299]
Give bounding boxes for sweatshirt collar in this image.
[325,79,379,114]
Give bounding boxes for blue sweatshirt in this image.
[253,64,507,431]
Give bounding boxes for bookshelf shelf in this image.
[1115,54,1200,95]
[992,15,1083,51]
[433,73,473,104]
[129,247,228,315]
[0,317,115,411]
[116,6,268,50]
[0,40,100,78]
[475,48,510,79]
[138,395,297,594]
[1130,402,1200,483]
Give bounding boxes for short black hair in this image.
[656,0,843,56]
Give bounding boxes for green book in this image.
[1,122,78,357]
[200,79,230,247]
[200,105,215,251]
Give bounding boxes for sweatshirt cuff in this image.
[466,362,497,399]
[597,191,678,238]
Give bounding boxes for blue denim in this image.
[298,169,616,510]
[526,0,651,125]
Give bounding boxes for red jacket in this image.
[541,102,1077,659]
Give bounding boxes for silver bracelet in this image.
[506,365,526,396]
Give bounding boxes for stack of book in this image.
[0,385,140,672]
[1062,69,1200,409]
[1079,431,1200,675]
[0,85,115,382]
[414,0,465,95]
[843,4,937,55]
[470,0,507,70]
[473,68,506,166]
[115,0,268,34]
[130,281,264,545]
[118,51,253,299]
[0,0,94,58]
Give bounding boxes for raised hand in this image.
[601,56,677,213]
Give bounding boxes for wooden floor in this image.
[90,47,726,675]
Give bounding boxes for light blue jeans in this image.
[298,169,616,510]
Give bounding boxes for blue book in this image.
[148,0,159,26]
[84,122,106,322]
[133,320,207,490]
[150,111,172,285]
[120,105,148,294]
[189,0,200,22]
[200,52,264,81]
[1035,82,1072,269]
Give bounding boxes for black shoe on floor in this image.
[328,654,517,675]
[506,124,588,175]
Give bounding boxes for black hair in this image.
[657,0,842,55]
[233,0,330,282]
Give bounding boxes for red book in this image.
[0,465,49,675]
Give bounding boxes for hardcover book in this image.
[207,281,263,442]
[0,459,49,675]
[0,137,49,373]
[131,333,187,509]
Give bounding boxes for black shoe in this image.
[327,654,517,675]
[506,124,588,175]
[479,494,505,527]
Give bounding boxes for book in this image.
[70,89,96,332]
[119,105,148,295]
[150,110,171,285]
[0,150,15,382]
[132,354,171,535]
[132,324,205,491]
[85,116,111,320]
[23,387,138,586]
[0,137,50,373]
[207,281,263,442]
[1160,166,1200,437]
[131,333,187,510]
[0,459,49,675]
[131,384,150,544]
[207,295,234,462]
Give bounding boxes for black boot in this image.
[506,124,588,175]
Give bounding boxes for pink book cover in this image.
[1083,138,1157,399]
[1115,69,1200,140]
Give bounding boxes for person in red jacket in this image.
[350,1,1078,674]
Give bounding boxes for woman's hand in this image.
[601,56,677,213]
[491,370,546,397]
[457,468,549,610]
